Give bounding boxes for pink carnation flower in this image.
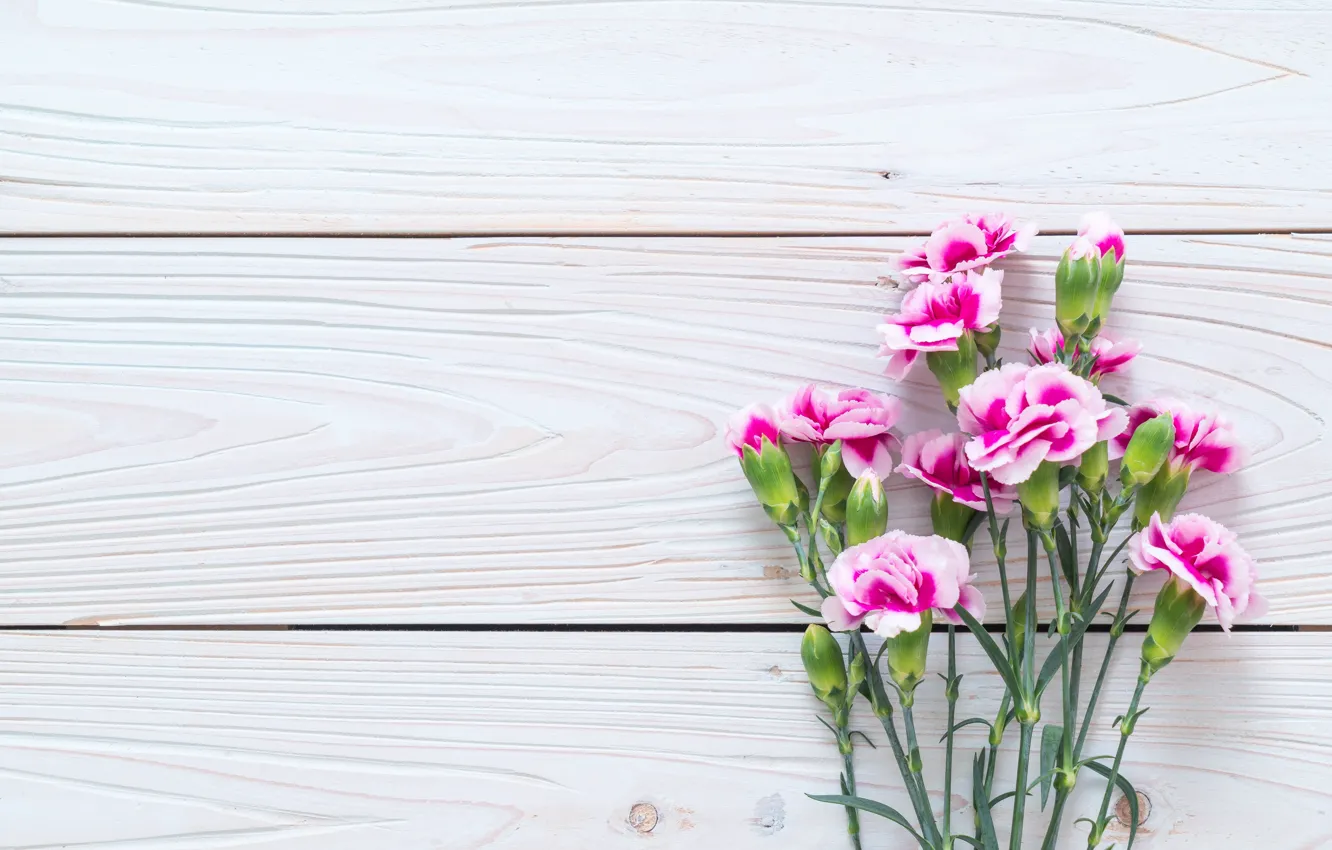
[957,363,1129,485]
[820,531,985,636]
[895,213,1037,284]
[896,429,1016,513]
[877,269,1003,380]
[1109,400,1245,475]
[1028,328,1142,380]
[724,403,782,457]
[1078,212,1126,261]
[778,385,901,479]
[1130,512,1265,630]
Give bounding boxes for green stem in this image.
[943,626,957,846]
[1041,793,1069,850]
[1023,530,1039,692]
[980,473,1014,647]
[851,632,938,843]
[1089,665,1150,848]
[1075,572,1136,758]
[1010,721,1035,850]
[839,742,864,850]
[902,696,942,849]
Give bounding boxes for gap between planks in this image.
[5,228,1332,239]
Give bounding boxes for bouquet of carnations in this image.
[726,213,1262,850]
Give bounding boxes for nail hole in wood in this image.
[628,802,659,834]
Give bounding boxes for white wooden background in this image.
[1,1,1330,847]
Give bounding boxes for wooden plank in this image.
[1,2,1331,234]
[0,235,1326,625]
[0,630,1326,848]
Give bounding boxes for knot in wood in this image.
[628,802,659,834]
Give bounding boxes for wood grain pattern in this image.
[0,235,1325,625]
[0,630,1326,848]
[1,1,1331,233]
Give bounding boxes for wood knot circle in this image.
[1114,790,1152,827]
[628,802,659,834]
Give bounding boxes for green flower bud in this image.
[818,440,843,484]
[819,465,855,523]
[801,625,848,707]
[884,610,932,696]
[1016,459,1061,530]
[1133,465,1191,528]
[1141,577,1206,679]
[845,470,888,546]
[930,491,977,544]
[925,331,979,410]
[1010,591,1028,655]
[1055,245,1101,338]
[974,324,1002,360]
[1077,440,1109,494]
[1088,248,1126,337]
[739,438,800,513]
[1120,413,1176,488]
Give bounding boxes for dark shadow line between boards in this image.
[2,228,1332,240]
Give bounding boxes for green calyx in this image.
[1055,249,1101,338]
[1017,459,1061,530]
[926,331,979,410]
[1141,577,1206,679]
[930,491,977,544]
[1121,413,1176,488]
[1077,440,1109,494]
[740,437,800,516]
[1087,248,1125,336]
[974,324,1002,360]
[801,625,849,707]
[845,470,889,546]
[1133,464,1191,528]
[884,610,932,697]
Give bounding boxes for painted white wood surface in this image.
[0,235,1324,625]
[0,630,1325,849]
[1,2,1330,233]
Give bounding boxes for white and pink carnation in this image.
[778,384,901,479]
[1130,512,1265,630]
[1110,399,1245,475]
[877,269,1003,380]
[895,213,1037,284]
[724,403,782,457]
[956,363,1128,485]
[1078,212,1126,261]
[1028,328,1142,380]
[896,429,1016,513]
[820,531,985,636]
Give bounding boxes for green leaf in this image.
[1037,584,1114,696]
[954,837,984,849]
[1103,393,1129,406]
[1054,523,1077,587]
[1084,762,1141,849]
[953,604,1025,700]
[1058,465,1078,490]
[972,754,1001,850]
[807,794,927,848]
[939,716,992,742]
[791,599,822,618]
[1040,724,1064,808]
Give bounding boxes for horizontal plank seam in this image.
[4,228,1332,239]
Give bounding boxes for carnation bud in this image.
[884,610,932,700]
[1055,241,1101,338]
[1087,247,1126,337]
[1077,440,1109,494]
[925,331,979,410]
[845,470,889,546]
[1010,590,1028,655]
[739,438,800,516]
[1016,459,1061,530]
[974,324,1002,360]
[1120,413,1176,488]
[819,440,843,484]
[1133,466,1191,528]
[801,625,848,707]
[1141,576,1206,679]
[819,465,855,523]
[930,491,977,544]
